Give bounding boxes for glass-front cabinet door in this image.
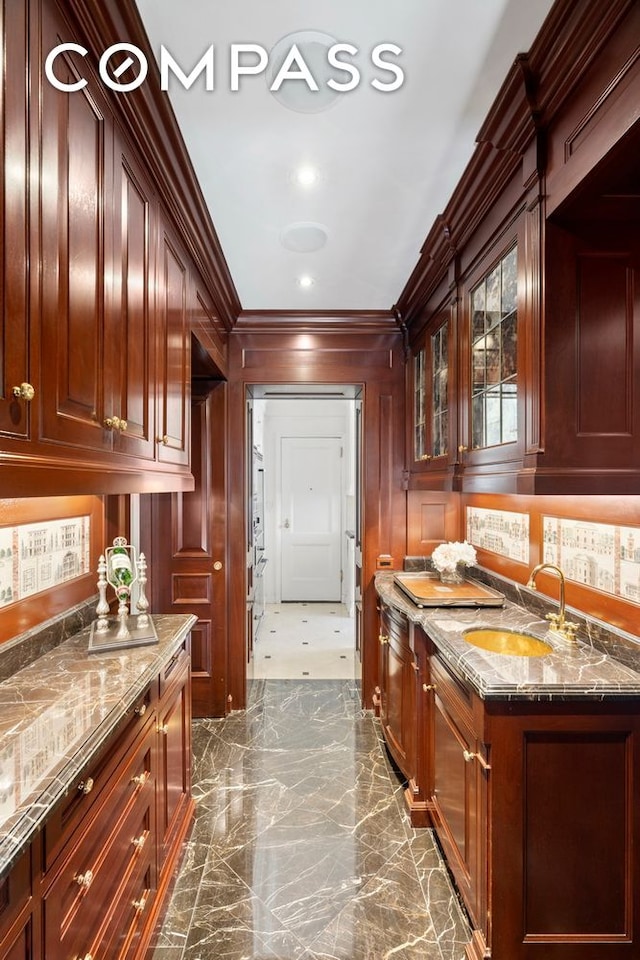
[460,241,521,469]
[412,311,452,473]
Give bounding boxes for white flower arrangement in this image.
[431,540,477,574]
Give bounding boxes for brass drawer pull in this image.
[134,702,147,717]
[77,777,94,796]
[131,770,150,788]
[75,869,94,889]
[463,749,491,771]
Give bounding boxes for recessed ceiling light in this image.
[294,166,319,187]
[297,275,315,289]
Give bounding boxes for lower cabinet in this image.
[430,652,488,948]
[0,648,194,960]
[426,643,640,960]
[376,604,431,825]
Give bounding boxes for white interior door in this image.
[281,436,342,601]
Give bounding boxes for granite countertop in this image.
[376,571,640,702]
[0,613,196,880]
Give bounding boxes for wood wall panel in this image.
[39,27,110,449]
[0,0,29,440]
[577,254,632,435]
[189,620,212,677]
[241,348,393,371]
[156,229,190,466]
[171,574,211,605]
[171,396,211,557]
[524,731,630,936]
[407,491,460,555]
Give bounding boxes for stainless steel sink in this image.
[463,628,553,657]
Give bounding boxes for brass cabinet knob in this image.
[119,419,128,432]
[134,703,146,717]
[458,444,468,453]
[104,415,121,430]
[378,634,389,645]
[158,723,169,735]
[132,834,146,850]
[133,895,147,913]
[213,560,223,571]
[422,683,437,693]
[12,382,35,401]
[77,777,94,796]
[75,869,94,889]
[159,435,170,445]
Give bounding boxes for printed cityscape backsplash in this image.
[466,506,530,564]
[0,516,91,609]
[465,506,640,607]
[543,517,640,604]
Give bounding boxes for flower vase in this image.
[439,566,464,584]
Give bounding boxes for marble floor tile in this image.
[152,678,471,960]
[252,604,356,680]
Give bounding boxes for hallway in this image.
[151,679,471,960]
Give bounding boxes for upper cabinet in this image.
[409,304,457,489]
[0,0,235,497]
[401,0,640,495]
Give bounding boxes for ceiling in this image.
[135,0,556,313]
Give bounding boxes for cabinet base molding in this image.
[403,788,431,827]
[466,929,490,960]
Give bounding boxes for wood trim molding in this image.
[235,310,397,333]
[58,0,241,331]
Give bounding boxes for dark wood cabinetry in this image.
[0,646,193,960]
[376,606,431,825]
[423,635,640,960]
[429,653,489,949]
[0,0,238,497]
[400,0,640,496]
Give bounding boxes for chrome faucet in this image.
[526,563,579,642]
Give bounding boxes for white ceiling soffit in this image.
[135,0,556,312]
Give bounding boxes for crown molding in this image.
[235,309,398,334]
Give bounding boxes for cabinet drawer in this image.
[101,848,156,960]
[431,655,474,727]
[44,688,155,872]
[43,780,154,960]
[158,646,189,698]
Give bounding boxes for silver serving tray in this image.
[393,571,505,608]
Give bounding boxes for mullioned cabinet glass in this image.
[470,245,517,450]
[413,316,450,465]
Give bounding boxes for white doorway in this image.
[247,386,362,682]
[281,436,342,601]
